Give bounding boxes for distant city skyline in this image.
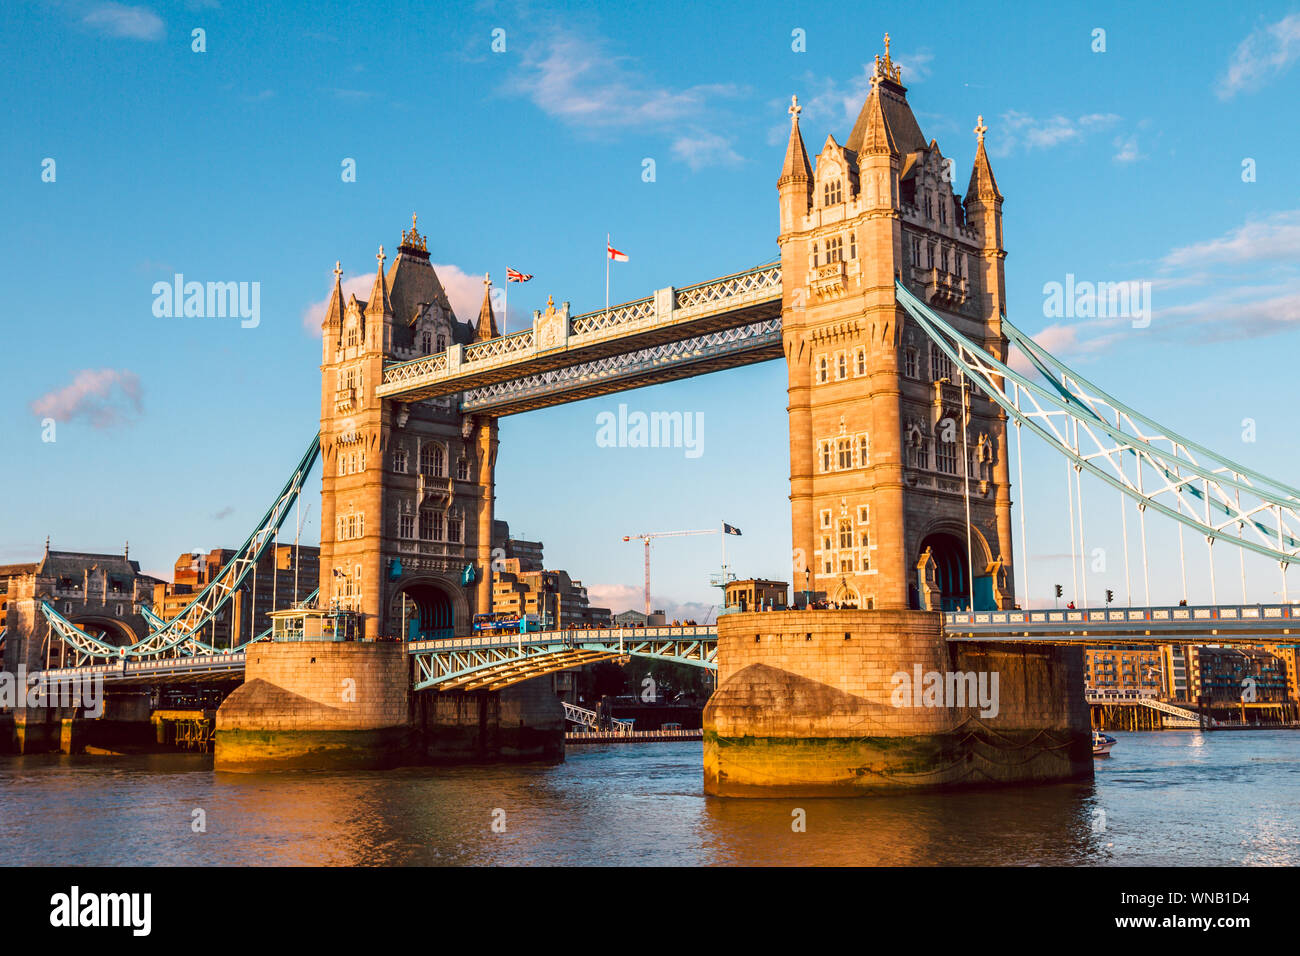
[4,2,1300,618]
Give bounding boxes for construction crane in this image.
[623,529,719,615]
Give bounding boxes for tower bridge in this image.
[10,38,1300,793]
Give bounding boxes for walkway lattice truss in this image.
[462,318,782,412]
[896,283,1300,583]
[409,628,717,692]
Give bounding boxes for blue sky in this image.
[3,0,1300,616]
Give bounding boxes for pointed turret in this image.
[965,116,1002,203]
[779,94,813,185]
[366,246,393,319]
[323,261,344,329]
[856,80,898,156]
[964,115,1006,319]
[778,95,814,233]
[475,274,498,341]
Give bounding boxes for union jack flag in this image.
[506,268,533,282]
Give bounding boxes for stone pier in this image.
[704,609,1092,797]
[215,641,415,771]
[214,640,564,771]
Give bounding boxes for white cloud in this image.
[892,48,934,84]
[434,262,493,326]
[672,132,742,170]
[1162,211,1300,269]
[992,111,1120,156]
[30,369,143,428]
[1112,133,1142,163]
[1020,209,1300,361]
[1219,13,1300,99]
[508,28,744,169]
[81,3,164,40]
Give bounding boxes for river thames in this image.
[1,730,1296,866]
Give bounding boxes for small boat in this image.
[1092,730,1116,756]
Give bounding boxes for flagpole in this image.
[605,233,610,317]
[503,273,507,335]
[721,523,726,583]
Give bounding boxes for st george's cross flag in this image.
[506,268,532,282]
[607,242,629,262]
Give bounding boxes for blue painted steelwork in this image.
[41,434,321,663]
[895,282,1300,567]
[408,626,717,692]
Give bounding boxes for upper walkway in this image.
[374,264,782,414]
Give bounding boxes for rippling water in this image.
[1,730,1297,865]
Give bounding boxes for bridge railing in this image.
[944,604,1300,629]
[39,651,247,679]
[406,624,717,654]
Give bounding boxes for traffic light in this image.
[1054,584,1063,597]
[1105,589,1115,605]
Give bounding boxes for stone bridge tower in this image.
[318,217,498,640]
[779,39,1014,612]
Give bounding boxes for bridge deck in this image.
[944,604,1300,643]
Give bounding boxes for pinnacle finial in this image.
[333,260,342,281]
[483,272,492,288]
[873,34,902,84]
[788,94,801,120]
[400,214,428,253]
[975,115,988,144]
[377,245,386,267]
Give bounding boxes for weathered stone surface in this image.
[214,641,414,770]
[704,610,1091,796]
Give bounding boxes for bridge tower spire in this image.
[777,37,1015,612]
[317,221,485,640]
